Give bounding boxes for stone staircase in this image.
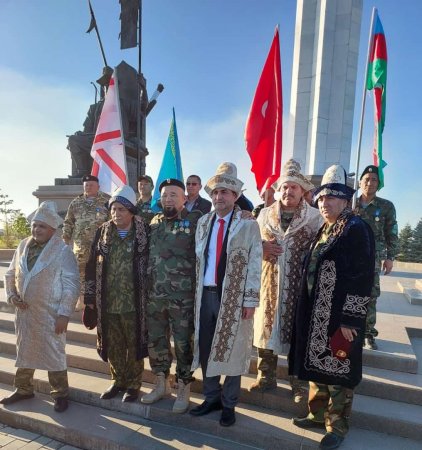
[0,291,421,450]
[398,279,422,305]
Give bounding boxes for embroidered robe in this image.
[84,216,149,362]
[289,210,375,388]
[191,208,262,377]
[254,200,322,354]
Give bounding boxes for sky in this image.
[0,0,421,229]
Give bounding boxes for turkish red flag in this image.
[245,27,282,195]
[91,70,128,195]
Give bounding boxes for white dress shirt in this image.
[203,211,232,286]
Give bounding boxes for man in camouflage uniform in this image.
[84,186,149,403]
[63,175,109,310]
[136,175,155,224]
[355,165,398,350]
[141,179,202,414]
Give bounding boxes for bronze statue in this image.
[67,61,148,179]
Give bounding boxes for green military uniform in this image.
[147,208,202,384]
[104,225,144,390]
[62,192,110,295]
[136,197,155,225]
[355,196,398,338]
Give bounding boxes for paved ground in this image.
[0,423,80,449]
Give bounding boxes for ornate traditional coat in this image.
[191,208,262,377]
[4,234,80,371]
[254,200,322,354]
[289,210,375,389]
[84,216,149,362]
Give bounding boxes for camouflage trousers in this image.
[307,382,354,437]
[256,348,306,390]
[14,367,69,399]
[147,297,194,384]
[106,312,144,389]
[366,262,381,338]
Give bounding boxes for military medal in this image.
[172,221,178,234]
[184,220,190,234]
[375,209,380,222]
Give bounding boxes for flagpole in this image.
[352,7,377,208]
[136,0,143,177]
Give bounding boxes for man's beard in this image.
[163,206,178,218]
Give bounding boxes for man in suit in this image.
[189,162,262,427]
[185,175,212,214]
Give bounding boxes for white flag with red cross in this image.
[91,70,128,194]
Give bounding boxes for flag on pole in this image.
[91,70,128,195]
[151,108,184,211]
[367,11,387,189]
[119,0,139,49]
[245,27,282,195]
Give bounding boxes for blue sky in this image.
[0,0,421,228]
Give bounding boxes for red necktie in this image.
[215,218,225,283]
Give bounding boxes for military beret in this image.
[137,175,154,186]
[159,178,185,192]
[360,165,379,180]
[82,175,99,183]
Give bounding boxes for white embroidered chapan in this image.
[192,209,263,377]
[253,200,322,354]
[4,234,80,371]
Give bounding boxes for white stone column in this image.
[289,0,362,177]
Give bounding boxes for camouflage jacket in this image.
[62,192,110,261]
[136,198,155,225]
[354,195,398,261]
[148,208,202,299]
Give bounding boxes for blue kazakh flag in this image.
[151,108,184,211]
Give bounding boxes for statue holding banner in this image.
[67,61,148,180]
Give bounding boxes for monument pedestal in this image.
[33,179,83,217]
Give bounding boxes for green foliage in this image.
[0,189,25,248]
[412,219,422,263]
[397,224,414,262]
[11,213,31,240]
[397,219,422,263]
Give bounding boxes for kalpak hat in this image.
[313,165,355,205]
[204,162,244,198]
[272,159,314,192]
[108,185,137,214]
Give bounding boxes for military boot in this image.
[141,372,171,404]
[249,348,278,392]
[172,379,191,413]
[364,335,378,350]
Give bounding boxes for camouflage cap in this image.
[159,178,185,192]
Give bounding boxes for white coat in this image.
[4,234,80,371]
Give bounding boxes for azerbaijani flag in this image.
[366,10,387,189]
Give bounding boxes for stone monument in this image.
[289,0,362,184]
[33,60,148,216]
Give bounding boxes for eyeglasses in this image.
[186,182,198,186]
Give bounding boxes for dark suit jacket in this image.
[187,195,212,214]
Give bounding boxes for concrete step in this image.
[0,306,417,375]
[0,352,421,442]
[0,322,420,408]
[398,280,422,306]
[0,384,260,450]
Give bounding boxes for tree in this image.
[11,213,31,240]
[397,224,414,262]
[412,219,422,263]
[0,189,19,247]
